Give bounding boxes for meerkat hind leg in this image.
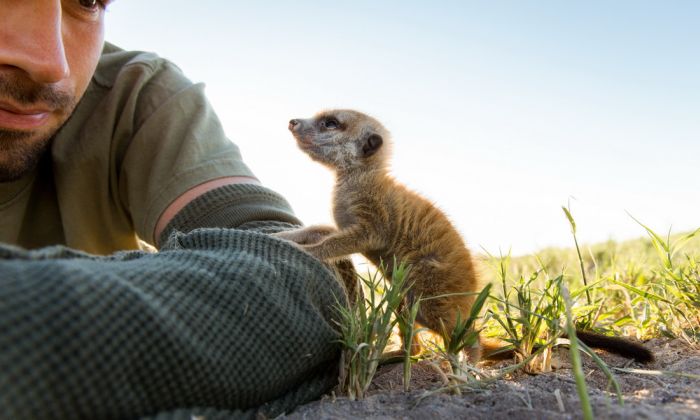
[381,329,422,363]
[398,321,424,357]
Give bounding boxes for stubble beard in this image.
[0,128,55,182]
[0,75,77,182]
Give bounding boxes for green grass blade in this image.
[608,277,673,304]
[562,285,594,420]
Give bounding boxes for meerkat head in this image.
[288,109,391,171]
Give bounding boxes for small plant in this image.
[437,284,492,379]
[335,259,493,397]
[395,297,421,392]
[486,251,565,372]
[334,260,413,400]
[480,208,625,406]
[409,284,494,395]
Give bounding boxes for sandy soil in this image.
[284,338,700,419]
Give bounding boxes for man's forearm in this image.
[0,228,344,419]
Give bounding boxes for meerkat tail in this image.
[568,330,654,364]
[481,331,654,364]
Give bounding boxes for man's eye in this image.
[323,119,340,129]
[78,0,104,9]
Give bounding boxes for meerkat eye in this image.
[322,118,340,130]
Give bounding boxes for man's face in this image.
[0,0,110,182]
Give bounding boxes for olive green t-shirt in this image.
[0,43,255,254]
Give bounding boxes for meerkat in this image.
[276,109,653,364]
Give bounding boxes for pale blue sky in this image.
[105,1,699,255]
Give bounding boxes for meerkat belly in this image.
[373,213,474,295]
[362,242,412,275]
[365,235,446,279]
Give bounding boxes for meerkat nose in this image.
[289,119,300,131]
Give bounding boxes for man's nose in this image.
[0,1,70,84]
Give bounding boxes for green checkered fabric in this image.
[0,226,347,419]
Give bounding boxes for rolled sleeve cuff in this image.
[158,183,302,247]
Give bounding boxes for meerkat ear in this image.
[361,134,383,157]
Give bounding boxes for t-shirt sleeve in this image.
[157,183,302,247]
[116,60,257,244]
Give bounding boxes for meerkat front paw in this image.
[272,225,337,245]
[271,230,300,241]
[270,231,305,251]
[300,243,326,260]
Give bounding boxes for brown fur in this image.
[276,109,483,361]
[277,109,654,364]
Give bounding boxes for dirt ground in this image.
[284,338,700,419]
